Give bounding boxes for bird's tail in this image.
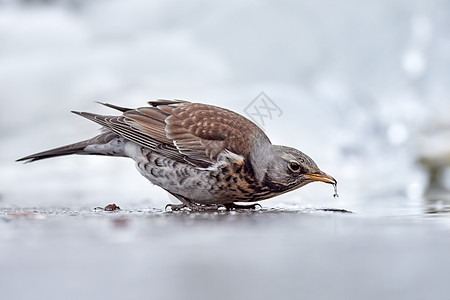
[16,132,120,163]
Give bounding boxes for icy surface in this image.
[1,1,450,299]
[1,207,450,300]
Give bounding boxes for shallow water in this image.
[1,205,449,300]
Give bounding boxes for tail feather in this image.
[16,141,92,163]
[17,102,133,163]
[96,102,132,112]
[16,132,119,163]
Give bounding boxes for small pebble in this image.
[104,204,121,211]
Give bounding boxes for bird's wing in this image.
[74,100,269,168]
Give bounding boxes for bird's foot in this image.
[165,202,225,212]
[166,193,227,212]
[165,203,189,211]
[223,203,262,210]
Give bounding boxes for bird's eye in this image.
[288,161,301,172]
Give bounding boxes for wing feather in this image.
[73,100,270,168]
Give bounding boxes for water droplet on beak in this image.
[333,182,339,198]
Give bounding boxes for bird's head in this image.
[260,145,337,196]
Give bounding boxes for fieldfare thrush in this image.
[17,100,338,211]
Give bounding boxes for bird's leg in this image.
[165,194,224,212]
[223,203,262,210]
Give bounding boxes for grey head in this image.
[254,145,337,196]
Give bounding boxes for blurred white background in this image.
[2,3,450,300]
[1,0,450,213]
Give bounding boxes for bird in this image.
[17,100,338,211]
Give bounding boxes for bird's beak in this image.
[304,172,337,185]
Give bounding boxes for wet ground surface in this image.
[1,206,449,300]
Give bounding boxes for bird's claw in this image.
[165,203,226,212]
[223,203,262,210]
[165,203,188,211]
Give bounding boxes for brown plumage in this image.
[17,100,337,210]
